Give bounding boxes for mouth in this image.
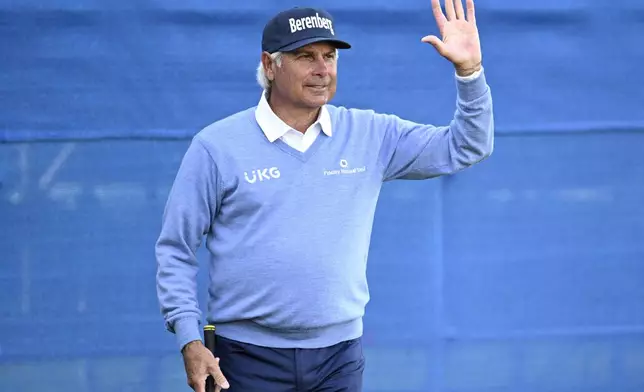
[306,85,327,90]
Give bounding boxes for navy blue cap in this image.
[262,7,351,53]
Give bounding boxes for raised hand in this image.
[422,0,482,76]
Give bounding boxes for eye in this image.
[324,55,336,64]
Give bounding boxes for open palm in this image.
[422,0,482,76]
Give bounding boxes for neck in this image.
[267,91,320,134]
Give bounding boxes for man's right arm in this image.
[155,135,221,351]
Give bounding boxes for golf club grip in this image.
[204,325,216,392]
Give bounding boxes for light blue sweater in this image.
[155,71,494,350]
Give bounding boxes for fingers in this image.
[210,358,230,389]
[431,0,446,29]
[439,0,470,21]
[431,0,445,20]
[189,379,206,392]
[454,0,465,19]
[186,358,228,392]
[466,0,476,23]
[444,0,456,20]
[421,35,449,57]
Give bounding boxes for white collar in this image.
[254,91,332,142]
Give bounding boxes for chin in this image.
[302,92,333,107]
[310,97,329,106]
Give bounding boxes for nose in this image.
[312,56,330,77]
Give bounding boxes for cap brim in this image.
[279,36,351,52]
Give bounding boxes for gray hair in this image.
[256,52,284,91]
[256,49,339,92]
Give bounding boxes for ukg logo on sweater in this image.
[244,167,281,184]
[323,159,366,176]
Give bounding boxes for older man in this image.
[155,0,493,391]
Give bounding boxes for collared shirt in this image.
[254,92,333,153]
[254,69,481,152]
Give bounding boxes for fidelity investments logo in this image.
[323,159,366,176]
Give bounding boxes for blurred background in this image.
[1,0,643,391]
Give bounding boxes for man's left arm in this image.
[378,68,493,181]
[377,0,494,181]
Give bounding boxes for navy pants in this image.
[215,335,365,391]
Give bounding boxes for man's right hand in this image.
[182,340,230,392]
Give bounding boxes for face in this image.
[264,42,338,109]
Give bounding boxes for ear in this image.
[261,52,275,81]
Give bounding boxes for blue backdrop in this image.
[1,0,643,391]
